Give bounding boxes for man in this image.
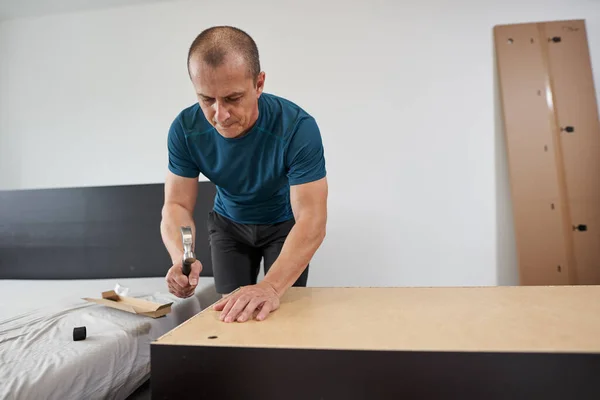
[160,26,328,323]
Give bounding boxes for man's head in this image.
[187,26,265,139]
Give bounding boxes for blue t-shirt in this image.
[167,92,327,225]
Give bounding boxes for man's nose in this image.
[214,102,230,123]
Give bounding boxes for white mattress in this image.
[0,276,219,400]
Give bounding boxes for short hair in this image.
[187,26,261,81]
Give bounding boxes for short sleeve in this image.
[286,116,327,186]
[167,117,200,178]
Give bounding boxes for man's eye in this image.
[227,97,241,102]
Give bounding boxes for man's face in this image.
[189,53,265,139]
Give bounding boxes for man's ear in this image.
[255,71,266,96]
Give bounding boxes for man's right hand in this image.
[165,260,203,298]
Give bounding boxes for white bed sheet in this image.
[0,276,219,400]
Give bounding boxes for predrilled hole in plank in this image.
[507,38,514,44]
[208,335,218,339]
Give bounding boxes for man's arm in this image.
[161,171,198,263]
[162,114,203,297]
[261,177,328,294]
[213,177,328,322]
[161,173,203,297]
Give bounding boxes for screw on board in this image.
[573,224,588,232]
[561,126,575,133]
[548,36,562,43]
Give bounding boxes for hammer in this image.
[180,226,196,276]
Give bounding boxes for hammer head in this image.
[180,226,196,276]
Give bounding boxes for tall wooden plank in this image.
[494,19,600,285]
[494,22,571,285]
[543,20,600,284]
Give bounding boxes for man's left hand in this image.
[213,281,281,323]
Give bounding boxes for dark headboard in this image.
[0,181,216,279]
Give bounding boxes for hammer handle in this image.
[182,261,192,276]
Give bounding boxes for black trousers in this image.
[206,210,309,294]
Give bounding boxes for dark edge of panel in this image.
[151,344,600,400]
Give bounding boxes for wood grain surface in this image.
[154,286,600,353]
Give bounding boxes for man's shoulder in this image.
[259,93,316,139]
[172,102,211,134]
[261,92,312,116]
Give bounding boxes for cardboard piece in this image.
[83,290,172,318]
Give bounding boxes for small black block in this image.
[73,326,87,341]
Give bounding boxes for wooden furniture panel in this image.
[151,286,600,399]
[494,19,600,285]
[494,22,571,285]
[544,20,600,284]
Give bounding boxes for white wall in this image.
[1,0,599,287]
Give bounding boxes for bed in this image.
[0,277,219,400]
[0,181,219,399]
